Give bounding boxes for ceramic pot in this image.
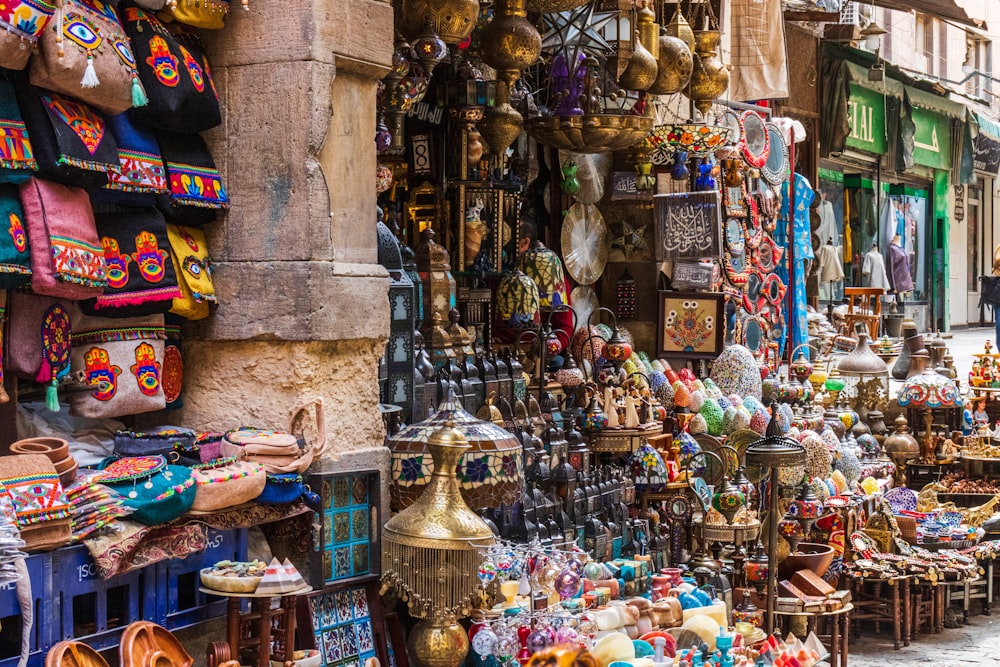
[650,597,683,627]
[892,333,926,380]
[11,436,69,462]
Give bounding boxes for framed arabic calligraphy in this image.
[653,191,722,261]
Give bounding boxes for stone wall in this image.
[174,0,394,452]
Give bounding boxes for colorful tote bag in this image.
[97,111,168,206]
[165,223,214,319]
[0,0,57,71]
[0,184,32,289]
[0,454,72,551]
[81,207,181,315]
[6,292,76,409]
[30,0,147,116]
[69,312,167,417]
[156,130,226,225]
[19,177,107,298]
[0,77,38,184]
[15,81,119,188]
[122,3,221,133]
[94,455,194,525]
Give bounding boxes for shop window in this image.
[886,190,929,303]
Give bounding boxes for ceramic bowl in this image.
[200,568,262,594]
[10,437,69,463]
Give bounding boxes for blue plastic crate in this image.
[154,528,248,630]
[51,545,146,650]
[0,553,51,667]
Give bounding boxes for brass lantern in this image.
[688,30,729,115]
[397,0,479,45]
[381,423,496,667]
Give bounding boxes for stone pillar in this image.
[177,0,394,455]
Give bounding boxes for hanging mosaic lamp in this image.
[386,389,524,512]
[398,0,479,44]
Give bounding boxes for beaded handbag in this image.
[94,454,194,525]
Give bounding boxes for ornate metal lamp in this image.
[744,413,806,634]
[381,423,496,667]
[836,330,890,421]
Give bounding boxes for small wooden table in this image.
[200,586,312,667]
[774,603,853,667]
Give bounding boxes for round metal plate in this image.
[561,203,608,285]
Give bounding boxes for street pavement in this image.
[848,610,1000,665]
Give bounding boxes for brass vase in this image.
[648,30,692,95]
[619,30,658,92]
[689,30,729,115]
[478,81,523,156]
[883,414,920,486]
[636,1,659,60]
[398,0,479,44]
[407,615,470,667]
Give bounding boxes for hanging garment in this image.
[817,244,845,283]
[862,249,891,291]
[815,199,838,247]
[843,192,852,262]
[887,242,914,293]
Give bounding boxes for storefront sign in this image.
[974,133,1000,174]
[911,107,951,170]
[845,85,886,154]
[954,184,965,222]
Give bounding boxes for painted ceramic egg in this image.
[710,344,763,399]
[702,377,722,399]
[833,448,863,486]
[721,406,738,434]
[801,433,832,479]
[732,406,752,431]
[749,409,769,434]
[688,413,708,435]
[700,399,724,436]
[688,390,705,413]
[821,427,841,452]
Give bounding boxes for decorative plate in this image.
[696,433,740,478]
[760,122,788,185]
[885,487,918,514]
[724,217,745,256]
[561,203,608,285]
[739,111,770,168]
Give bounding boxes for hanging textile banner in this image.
[728,0,789,101]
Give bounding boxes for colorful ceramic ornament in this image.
[710,344,763,399]
[732,406,751,431]
[688,413,708,435]
[834,448,862,486]
[700,398,724,436]
[631,442,669,492]
[721,406,737,434]
[800,433,832,479]
[702,377,722,399]
[688,389,705,413]
[748,409,769,434]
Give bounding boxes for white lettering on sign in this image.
[914,126,940,153]
[206,531,224,550]
[848,99,874,144]
[78,562,99,581]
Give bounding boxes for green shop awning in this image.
[842,60,966,119]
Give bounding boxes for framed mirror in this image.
[763,273,784,305]
[746,271,763,301]
[725,217,745,256]
[756,237,777,272]
[740,111,770,168]
[743,316,764,355]
[760,122,789,185]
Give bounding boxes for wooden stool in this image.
[843,287,884,339]
[910,578,938,638]
[201,586,312,667]
[774,604,852,667]
[847,575,909,649]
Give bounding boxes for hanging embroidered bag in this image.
[189,458,267,513]
[15,82,120,188]
[81,207,181,316]
[156,131,226,225]
[0,77,38,184]
[94,112,168,206]
[0,0,57,71]
[157,0,230,31]
[5,292,76,410]
[0,184,32,289]
[220,399,328,475]
[94,454,194,525]
[68,312,167,418]
[19,177,107,298]
[29,0,147,116]
[122,4,221,133]
[0,454,72,551]
[165,223,215,320]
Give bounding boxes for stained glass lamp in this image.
[497,270,540,328]
[518,245,568,309]
[897,352,961,463]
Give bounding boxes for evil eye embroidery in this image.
[181,229,200,252]
[178,45,204,92]
[62,12,102,50]
[84,346,121,402]
[183,256,211,278]
[130,232,166,283]
[112,38,136,68]
[130,342,161,396]
[146,35,179,88]
[101,237,131,289]
[8,213,26,253]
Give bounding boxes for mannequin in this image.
[814,190,838,248]
[887,234,914,294]
[862,242,890,290]
[817,236,844,287]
